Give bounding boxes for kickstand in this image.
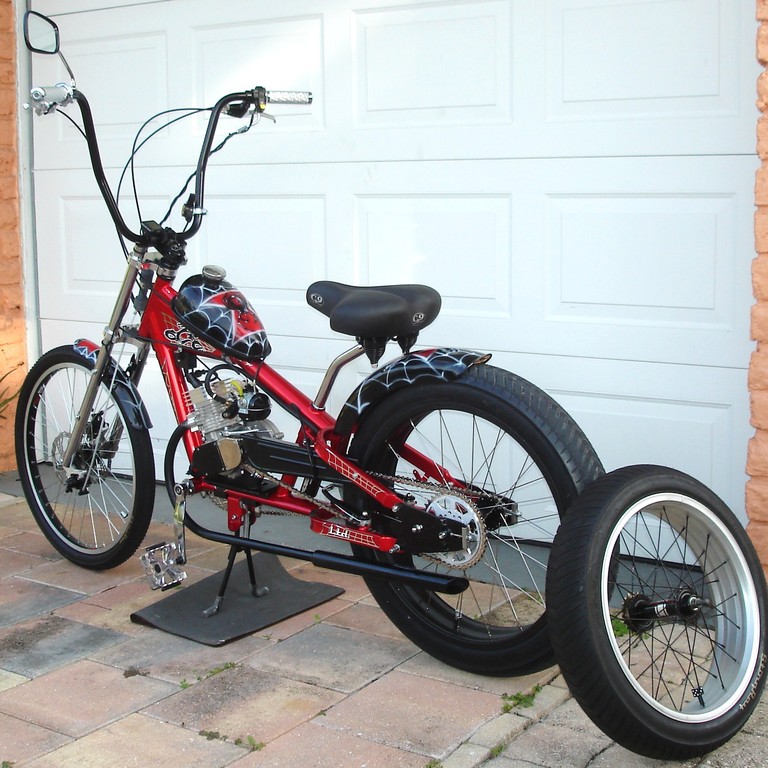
[203,545,270,618]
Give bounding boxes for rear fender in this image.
[333,347,490,436]
[73,339,152,431]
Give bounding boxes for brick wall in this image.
[0,0,25,472]
[754,2,768,569]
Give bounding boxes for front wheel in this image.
[546,465,768,759]
[347,363,604,676]
[14,346,155,569]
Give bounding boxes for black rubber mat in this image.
[130,553,344,646]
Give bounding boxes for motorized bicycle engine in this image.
[188,368,283,476]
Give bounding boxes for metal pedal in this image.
[139,541,187,590]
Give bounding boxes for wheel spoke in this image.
[601,488,761,722]
[18,351,152,566]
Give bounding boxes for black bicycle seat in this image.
[306,281,441,340]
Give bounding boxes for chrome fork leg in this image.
[59,254,142,472]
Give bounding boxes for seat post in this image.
[312,345,366,410]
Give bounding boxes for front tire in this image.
[348,363,603,676]
[546,465,768,759]
[14,346,155,569]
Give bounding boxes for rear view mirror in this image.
[24,11,60,55]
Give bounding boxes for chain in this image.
[213,463,458,517]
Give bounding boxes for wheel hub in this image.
[621,589,712,634]
[51,430,94,492]
[424,493,486,569]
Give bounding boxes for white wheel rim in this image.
[599,492,761,723]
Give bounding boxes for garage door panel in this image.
[548,193,733,324]
[548,0,734,118]
[30,26,168,147]
[198,194,328,308]
[38,192,139,320]
[66,33,168,142]
[353,0,510,127]
[34,173,169,322]
[489,350,748,517]
[31,0,757,173]
[566,390,740,516]
[358,194,511,317]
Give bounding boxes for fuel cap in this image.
[201,264,227,285]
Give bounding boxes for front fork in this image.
[59,246,147,473]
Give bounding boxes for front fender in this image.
[73,339,152,431]
[334,347,490,436]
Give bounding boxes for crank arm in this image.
[138,481,190,591]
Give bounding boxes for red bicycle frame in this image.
[135,271,435,545]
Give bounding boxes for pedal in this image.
[139,542,187,590]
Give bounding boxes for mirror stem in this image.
[58,51,76,88]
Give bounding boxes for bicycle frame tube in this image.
[137,277,418,512]
[137,277,338,460]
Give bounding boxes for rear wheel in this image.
[15,346,155,569]
[546,465,768,758]
[348,364,603,675]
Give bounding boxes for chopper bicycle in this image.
[16,10,767,760]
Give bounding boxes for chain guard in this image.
[192,464,493,568]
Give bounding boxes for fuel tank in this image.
[171,265,271,361]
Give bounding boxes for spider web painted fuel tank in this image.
[171,268,271,361]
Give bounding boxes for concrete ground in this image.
[1,478,767,768]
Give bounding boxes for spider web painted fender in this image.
[73,339,152,431]
[333,347,490,436]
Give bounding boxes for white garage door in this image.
[25,0,757,516]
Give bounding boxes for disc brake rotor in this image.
[424,493,487,569]
[51,431,70,482]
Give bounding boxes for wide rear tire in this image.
[348,364,603,675]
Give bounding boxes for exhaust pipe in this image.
[184,515,468,595]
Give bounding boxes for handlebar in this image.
[27,84,312,256]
